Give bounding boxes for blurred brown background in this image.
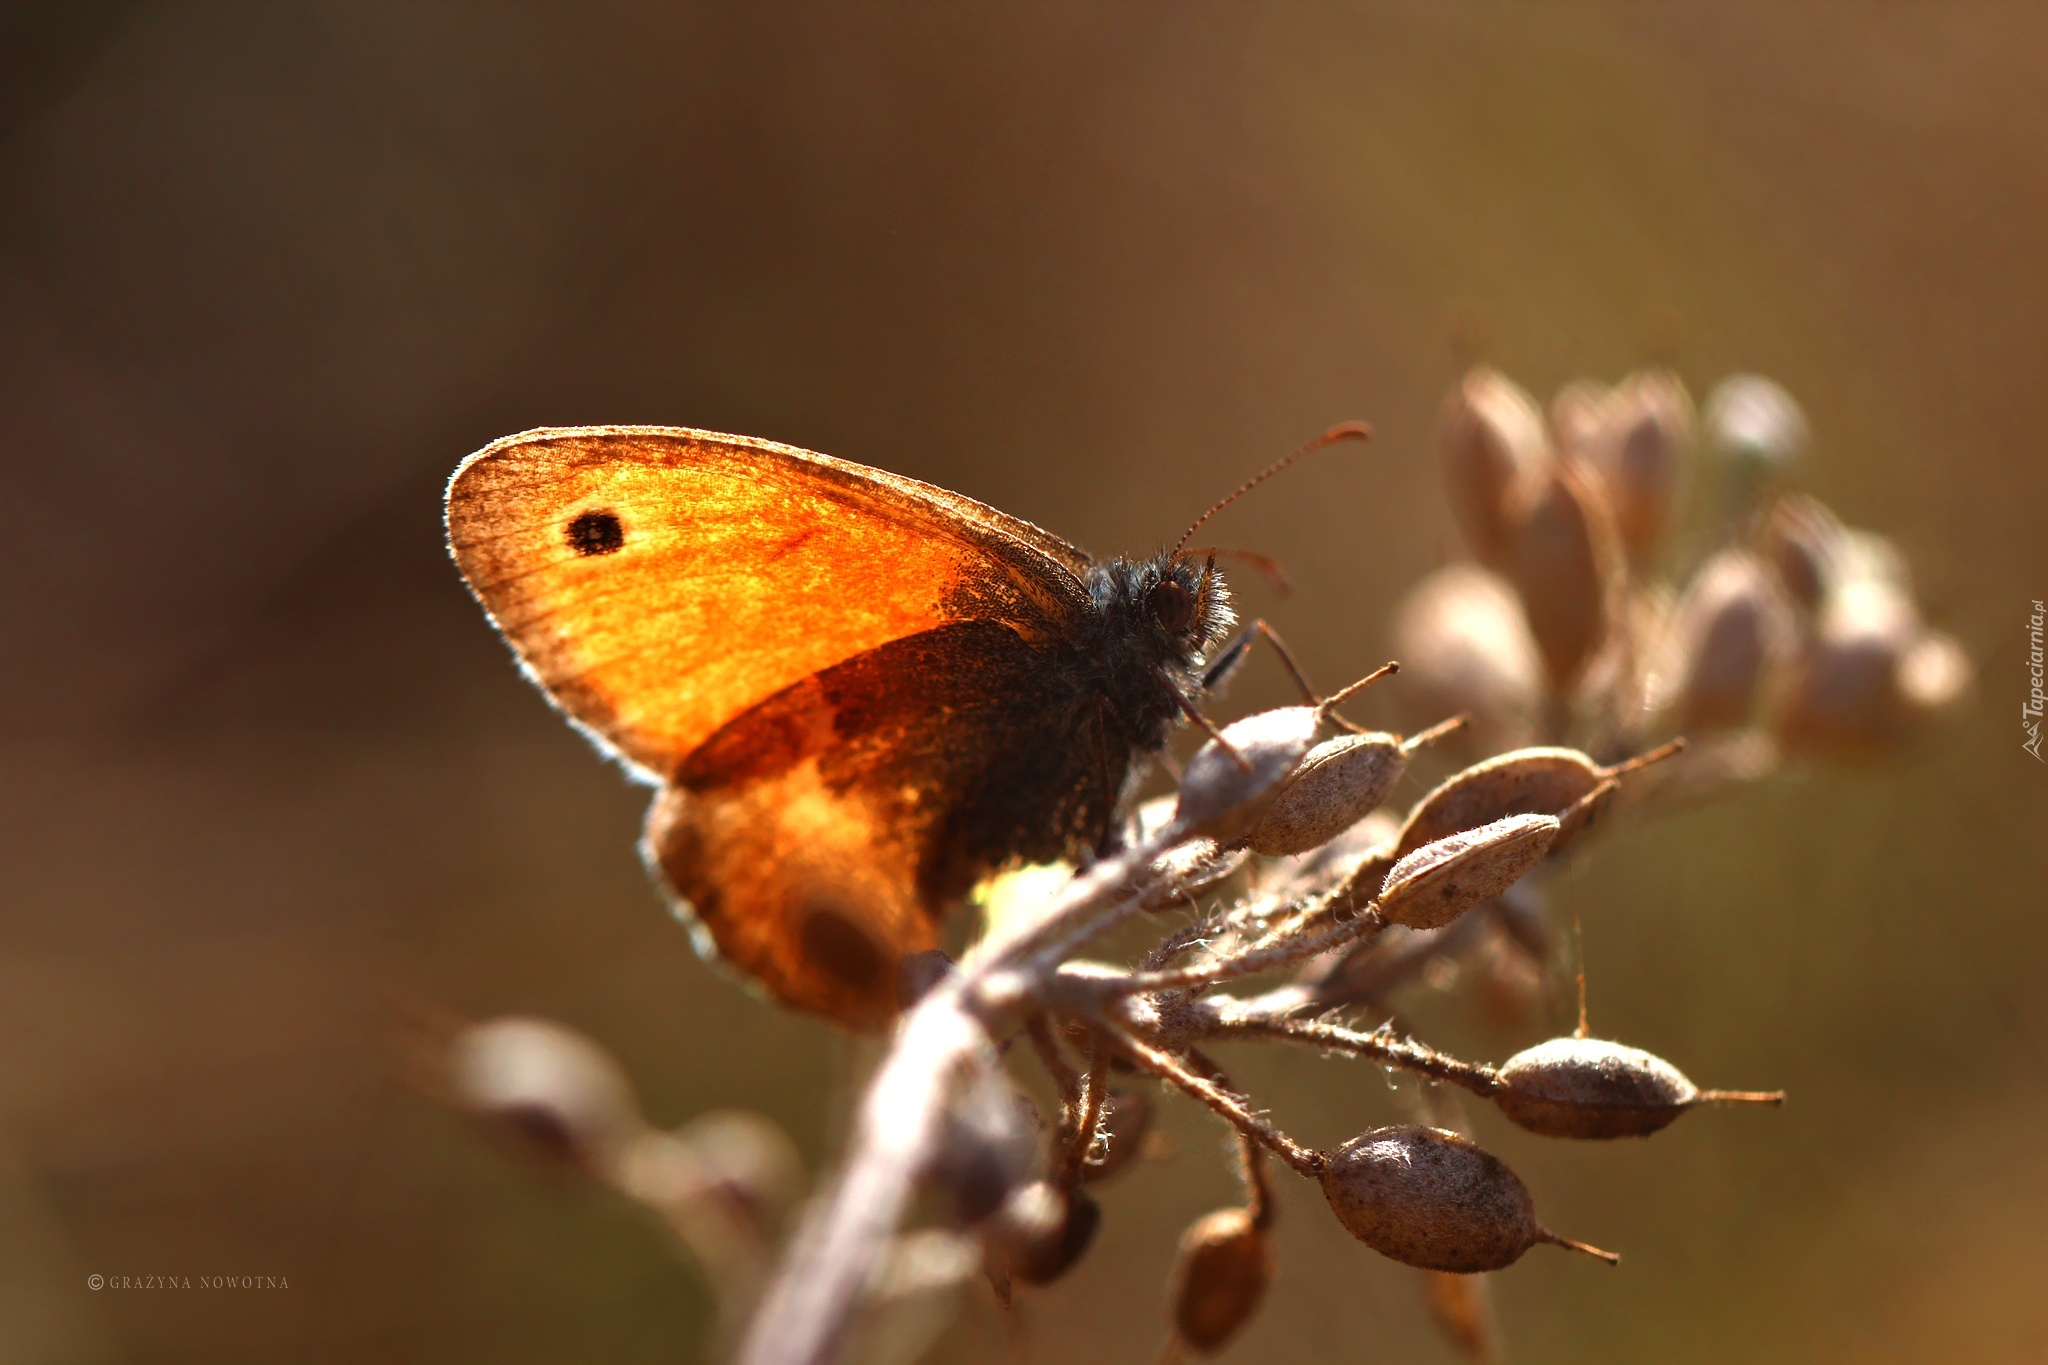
[2,3,2044,1362]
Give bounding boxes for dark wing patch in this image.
[644,620,1127,1028]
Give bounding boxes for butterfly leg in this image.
[1203,619,1367,735]
[1168,681,1252,771]
[1200,631,1255,692]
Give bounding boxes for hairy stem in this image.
[739,830,1189,1364]
[1026,1015,1081,1115]
[1101,1021,1324,1178]
[1219,1016,1500,1097]
[737,993,988,1365]
[1061,1031,1111,1188]
[1237,1130,1275,1231]
[1102,905,1382,997]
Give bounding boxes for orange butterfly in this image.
[447,424,1365,1028]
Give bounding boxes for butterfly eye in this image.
[1150,578,1195,633]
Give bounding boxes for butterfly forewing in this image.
[446,427,1092,778]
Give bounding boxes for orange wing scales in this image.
[446,427,1123,1029]
[446,427,1089,778]
[646,622,1122,1027]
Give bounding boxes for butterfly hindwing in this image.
[645,620,1127,1026]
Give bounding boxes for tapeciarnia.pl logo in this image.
[2026,599,2044,761]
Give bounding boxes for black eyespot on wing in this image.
[566,509,625,556]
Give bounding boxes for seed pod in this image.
[1391,564,1543,757]
[1377,815,1559,931]
[1593,369,1694,565]
[1169,1207,1273,1355]
[1775,561,1921,758]
[617,1110,805,1256]
[1549,379,1614,466]
[672,1111,803,1224]
[1755,493,1843,612]
[986,1181,1101,1286]
[1657,549,1795,732]
[1248,732,1406,856]
[1703,374,1802,470]
[1508,459,1622,689]
[1898,629,1972,719]
[1394,742,1679,861]
[1174,706,1323,842]
[1776,631,1906,758]
[1833,529,1916,611]
[1704,374,1808,477]
[1494,1037,1784,1139]
[1320,1125,1616,1273]
[1441,367,1550,569]
[449,1017,645,1179]
[1079,1088,1154,1185]
[1804,642,1973,753]
[930,1071,1041,1226]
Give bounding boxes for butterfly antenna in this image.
[1171,421,1373,556]
[1180,547,1292,596]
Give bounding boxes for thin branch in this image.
[739,830,1188,1365]
[737,994,988,1365]
[1026,1016,1081,1116]
[1142,916,1221,971]
[1061,1031,1111,1188]
[1099,1020,1324,1178]
[1218,1016,1500,1098]
[1098,905,1383,997]
[1236,1129,1275,1232]
[994,830,1199,984]
[1299,901,1498,1014]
